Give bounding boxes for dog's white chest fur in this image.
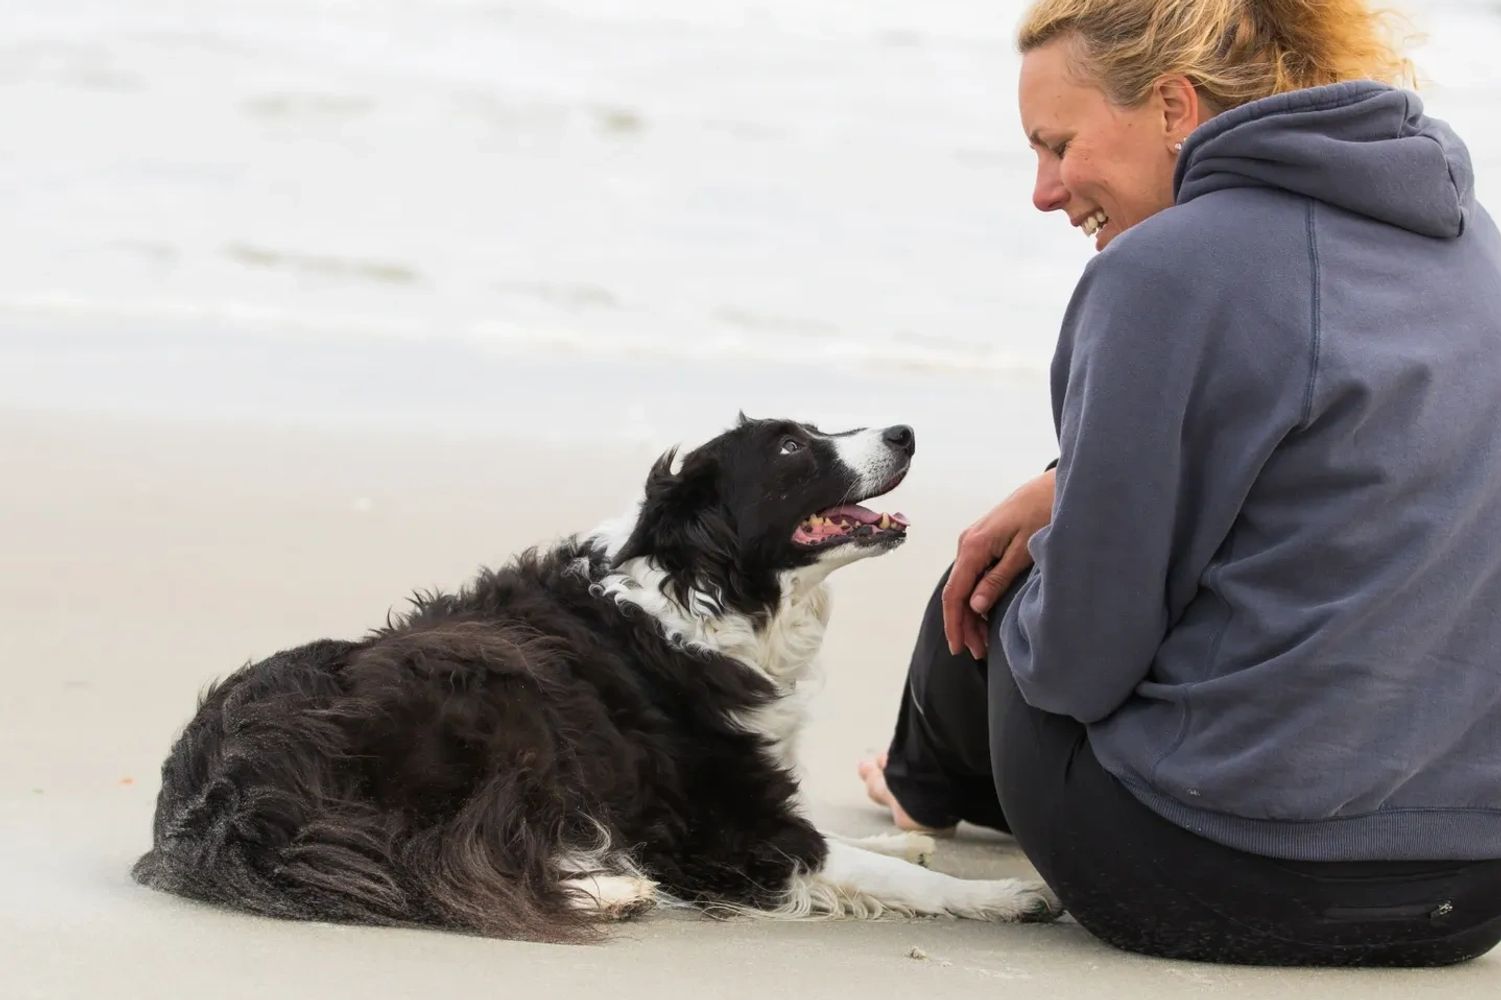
[724,573,832,774]
[585,546,832,775]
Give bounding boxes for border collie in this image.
[133,416,1059,940]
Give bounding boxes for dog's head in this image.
[611,415,915,616]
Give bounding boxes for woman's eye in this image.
[1052,140,1070,159]
[779,438,803,455]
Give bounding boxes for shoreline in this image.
[0,315,1060,474]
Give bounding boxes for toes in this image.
[857,753,891,782]
[565,874,660,921]
[606,893,658,922]
[905,833,938,867]
[1017,882,1064,923]
[835,831,939,867]
[955,878,1064,923]
[862,770,894,807]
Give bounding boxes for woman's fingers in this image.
[941,547,986,656]
[963,607,988,660]
[942,471,1057,660]
[958,539,1032,660]
[969,537,1034,617]
[946,514,1020,655]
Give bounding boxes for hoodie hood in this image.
[1175,82,1474,239]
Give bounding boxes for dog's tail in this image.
[131,635,600,942]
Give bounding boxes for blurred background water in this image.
[2,0,1497,451]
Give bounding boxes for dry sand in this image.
[2,410,1496,998]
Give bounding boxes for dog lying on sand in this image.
[134,416,1059,940]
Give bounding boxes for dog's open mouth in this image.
[792,503,910,549]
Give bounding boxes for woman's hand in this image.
[942,468,1057,660]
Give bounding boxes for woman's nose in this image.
[1032,161,1069,214]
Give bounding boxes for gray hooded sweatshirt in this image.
[999,82,1501,862]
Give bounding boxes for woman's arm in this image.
[998,238,1312,724]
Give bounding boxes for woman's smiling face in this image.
[1019,37,1204,251]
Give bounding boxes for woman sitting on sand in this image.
[860,0,1501,967]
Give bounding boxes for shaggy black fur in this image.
[133,416,914,941]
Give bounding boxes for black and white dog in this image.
[134,416,1058,940]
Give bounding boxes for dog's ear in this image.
[615,448,721,563]
[736,410,753,428]
[613,448,738,608]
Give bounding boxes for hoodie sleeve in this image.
[998,233,1313,723]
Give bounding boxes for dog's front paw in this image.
[955,878,1063,923]
[835,831,938,867]
[1017,881,1063,923]
[900,832,938,868]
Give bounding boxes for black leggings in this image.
[883,568,1501,967]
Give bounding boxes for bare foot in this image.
[857,752,956,836]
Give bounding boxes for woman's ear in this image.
[1154,74,1204,151]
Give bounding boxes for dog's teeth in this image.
[809,515,823,527]
[878,513,891,529]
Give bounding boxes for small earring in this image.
[1173,141,1184,154]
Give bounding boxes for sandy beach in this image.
[3,407,1497,999]
[5,0,1501,992]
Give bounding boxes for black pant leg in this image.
[884,564,1501,965]
[882,566,1009,831]
[984,597,1501,967]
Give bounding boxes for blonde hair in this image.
[1018,0,1415,111]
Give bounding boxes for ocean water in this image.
[1,0,1499,445]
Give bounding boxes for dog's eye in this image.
[779,438,803,455]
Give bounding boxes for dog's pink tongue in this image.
[820,504,880,524]
[818,504,910,527]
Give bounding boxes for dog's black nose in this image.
[883,425,915,453]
